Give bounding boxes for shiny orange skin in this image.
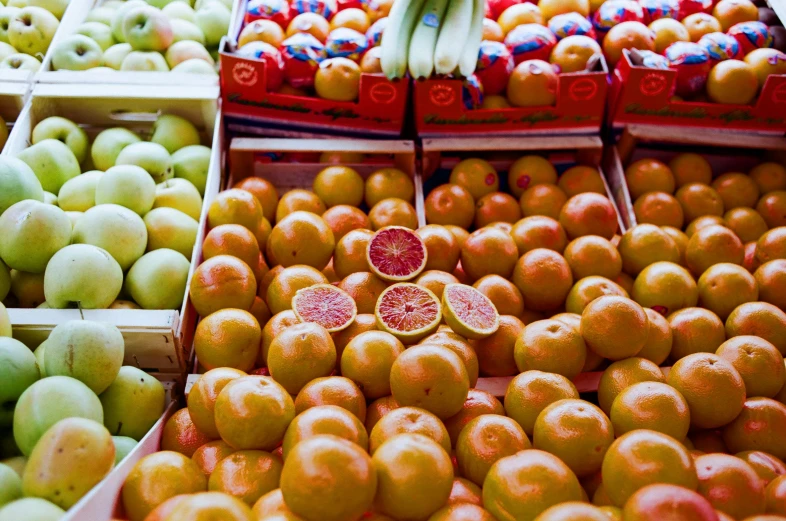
[234,177,279,224]
[208,189,265,241]
[417,225,461,273]
[512,248,573,311]
[722,398,786,460]
[286,12,330,41]
[471,314,525,377]
[188,368,248,438]
[460,227,519,282]
[161,408,215,458]
[504,370,580,435]
[511,216,568,255]
[321,205,370,241]
[695,453,766,519]
[208,450,282,506]
[333,229,374,279]
[519,184,569,220]
[424,184,475,229]
[193,309,261,372]
[457,414,531,486]
[476,192,522,227]
[765,475,786,515]
[634,192,685,229]
[191,440,236,475]
[337,272,387,315]
[625,158,676,199]
[622,483,718,521]
[294,376,367,423]
[447,477,483,506]
[559,193,618,239]
[602,21,655,66]
[190,255,257,318]
[442,389,505,446]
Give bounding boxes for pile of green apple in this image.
[0,317,167,518]
[0,0,67,73]
[49,0,231,74]
[0,113,212,311]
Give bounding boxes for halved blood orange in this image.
[292,284,358,333]
[442,283,500,340]
[366,226,428,282]
[375,283,442,343]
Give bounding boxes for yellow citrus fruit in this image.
[321,205,370,241]
[512,248,573,311]
[369,198,418,230]
[717,335,786,398]
[514,319,587,379]
[268,211,335,270]
[457,414,531,485]
[442,389,505,445]
[331,313,378,360]
[312,166,364,208]
[424,184,475,229]
[281,405,368,459]
[519,184,568,220]
[251,488,301,519]
[686,225,745,276]
[365,168,414,208]
[208,450,282,506]
[208,189,265,240]
[750,163,786,194]
[670,154,713,188]
[368,405,451,455]
[471,314,524,377]
[202,224,261,279]
[498,3,544,33]
[633,192,685,228]
[619,224,681,276]
[756,259,786,312]
[564,235,622,280]
[685,216,726,238]
[193,309,261,372]
[275,189,325,223]
[267,322,336,395]
[622,483,718,521]
[712,172,761,209]
[447,476,483,506]
[234,178,279,224]
[722,397,786,460]
[557,166,606,197]
[667,307,726,361]
[192,440,236,475]
[726,301,786,355]
[475,192,522,228]
[714,0,758,29]
[460,227,519,281]
[637,308,673,365]
[597,357,666,414]
[333,229,373,279]
[266,265,328,315]
[160,408,214,459]
[511,216,569,255]
[650,18,691,52]
[420,330,479,386]
[580,295,650,360]
[724,207,768,243]
[473,275,525,318]
[707,59,759,104]
[504,370,580,435]
[626,159,676,200]
[534,502,610,521]
[160,491,254,520]
[416,270,460,300]
[661,226,689,265]
[417,225,461,273]
[565,276,628,315]
[676,184,725,225]
[610,381,690,440]
[757,227,786,264]
[559,193,618,240]
[450,158,499,201]
[429,503,497,520]
[631,261,698,316]
[190,255,257,318]
[188,368,247,439]
[365,396,399,433]
[695,453,766,519]
[294,376,367,422]
[341,330,404,400]
[736,450,786,485]
[259,310,298,367]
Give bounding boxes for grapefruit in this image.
[441,284,499,340]
[504,370,580,435]
[340,330,405,400]
[374,283,442,343]
[281,405,368,459]
[368,406,450,455]
[621,483,718,521]
[291,284,357,333]
[367,226,427,282]
[294,376,367,422]
[695,453,766,519]
[456,414,531,486]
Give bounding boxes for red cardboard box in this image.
[608,50,786,135]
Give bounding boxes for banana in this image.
[457,0,484,77]
[381,0,427,80]
[408,0,450,79]
[434,0,473,75]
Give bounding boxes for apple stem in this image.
[77,302,84,320]
[132,354,141,368]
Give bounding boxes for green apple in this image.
[195,0,232,12]
[109,299,140,309]
[120,50,169,71]
[152,177,202,220]
[122,5,173,52]
[7,7,59,56]
[170,18,204,44]
[143,207,198,259]
[33,340,46,377]
[0,156,44,215]
[112,436,137,465]
[57,170,103,212]
[110,0,145,42]
[0,42,15,61]
[42,191,56,204]
[0,262,9,302]
[164,39,211,69]
[9,270,45,308]
[0,457,25,478]
[0,302,9,336]
[0,463,21,508]
[45,320,124,395]
[124,249,190,309]
[31,116,89,164]
[115,141,172,183]
[90,127,140,171]
[16,139,80,194]
[100,366,165,440]
[170,144,210,195]
[7,0,29,7]
[0,498,65,521]
[51,34,103,71]
[43,244,123,309]
[0,200,71,274]
[102,42,132,69]
[26,0,67,19]
[0,7,21,43]
[162,1,195,22]
[146,0,189,9]
[0,53,40,71]
[85,5,116,26]
[171,57,215,75]
[194,1,229,47]
[94,164,156,215]
[65,211,82,229]
[0,337,39,427]
[76,21,115,50]
[151,114,200,155]
[72,204,147,271]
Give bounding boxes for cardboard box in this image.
[0,81,28,153]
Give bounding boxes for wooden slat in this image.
[422,136,603,154]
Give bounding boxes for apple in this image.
[12,376,102,456]
[0,462,21,506]
[27,0,66,19]
[112,436,137,465]
[43,244,123,309]
[0,302,9,336]
[0,42,15,61]
[194,1,229,47]
[124,249,189,309]
[170,144,210,195]
[7,6,59,56]
[64,211,81,230]
[0,262,10,302]
[33,340,46,377]
[0,7,21,44]
[109,299,139,309]
[146,0,189,9]
[143,207,198,259]
[51,34,103,71]
[9,270,45,308]
[31,116,89,164]
[110,0,146,42]
[0,156,44,215]
[152,177,202,220]
[0,498,65,520]
[115,141,172,183]
[0,337,39,427]
[16,139,80,194]
[72,204,147,271]
[42,191,56,204]
[0,200,72,274]
[171,18,204,44]
[6,0,26,7]
[94,164,156,216]
[57,170,103,212]
[76,21,116,51]
[151,114,200,154]
[162,1,196,23]
[171,58,215,75]
[0,53,40,71]
[122,5,173,52]
[164,39,211,69]
[85,5,116,26]
[102,42,131,69]
[100,366,165,440]
[195,0,233,12]
[120,50,169,71]
[90,127,140,171]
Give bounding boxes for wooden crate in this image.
[3,83,222,373]
[604,124,786,230]
[0,81,28,153]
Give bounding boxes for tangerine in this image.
[161,408,214,458]
[193,309,261,372]
[602,21,656,66]
[626,159,676,200]
[208,189,266,242]
[504,370,580,435]
[365,168,415,208]
[559,193,618,239]
[756,259,786,311]
[312,166,364,208]
[259,309,299,366]
[508,60,559,107]
[508,155,558,198]
[457,414,531,485]
[683,12,722,40]
[511,216,569,255]
[633,192,685,228]
[565,276,628,315]
[369,198,418,230]
[475,192,522,227]
[424,184,475,229]
[676,183,725,224]
[707,60,759,104]
[667,307,727,361]
[713,0,758,30]
[365,396,399,433]
[449,158,499,201]
[314,57,362,101]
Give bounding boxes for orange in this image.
[602,21,655,66]
[670,153,713,188]
[449,158,499,201]
[312,166,364,208]
[609,381,690,440]
[321,205,370,241]
[337,272,386,315]
[533,399,614,477]
[341,330,405,400]
[457,414,531,485]
[602,429,698,507]
[689,430,728,454]
[722,397,786,460]
[637,308,673,365]
[275,189,326,223]
[365,168,414,208]
[550,35,603,73]
[164,491,254,519]
[266,265,329,315]
[367,405,450,455]
[622,483,718,521]
[683,12,722,41]
[535,502,609,521]
[518,185,568,220]
[259,309,298,366]
[676,183,725,224]
[650,18,691,53]
[188,368,247,438]
[597,357,666,414]
[714,0,758,30]
[267,322,336,394]
[563,236,621,281]
[192,440,236,475]
[333,229,373,279]
[429,503,497,520]
[558,165,606,197]
[482,449,584,520]
[416,270,460,300]
[475,192,521,228]
[258,265,283,301]
[481,95,511,109]
[315,57,362,101]
[565,276,628,315]
[161,408,215,458]
[559,193,618,239]
[697,263,759,320]
[712,172,761,209]
[667,353,746,429]
[286,12,330,41]
[471,314,524,377]
[445,225,470,248]
[282,405,368,459]
[767,477,786,518]
[442,389,505,445]
[268,211,335,270]
[365,396,399,433]
[208,450,282,505]
[483,18,505,41]
[619,224,681,276]
[512,248,573,311]
[756,259,786,311]
[319,151,365,163]
[757,227,786,264]
[234,177,279,223]
[497,3,544,33]
[662,226,689,265]
[737,451,786,485]
[707,60,759,104]
[143,494,190,521]
[757,192,786,228]
[725,207,769,243]
[726,301,786,355]
[504,370,580,435]
[294,376,367,422]
[686,225,745,276]
[424,184,475,229]
[202,224,261,279]
[580,295,649,360]
[631,261,698,315]
[515,319,587,379]
[473,275,525,318]
[633,191,685,229]
[369,198,418,230]
[686,215,727,237]
[695,453,766,519]
[508,155,558,198]
[417,225,460,273]
[420,331,479,387]
[331,313,377,359]
[447,477,483,506]
[280,435,376,521]
[625,159,676,200]
[460,227,519,281]
[511,216,569,255]
[592,483,614,506]
[194,309,261,372]
[208,189,266,242]
[508,59,559,107]
[190,255,257,318]
[122,451,207,521]
[750,163,786,194]
[329,8,369,32]
[539,0,590,18]
[248,296,272,327]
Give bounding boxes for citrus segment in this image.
[366,226,427,282]
[291,284,357,333]
[441,284,500,340]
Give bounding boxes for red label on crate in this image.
[429,84,456,107]
[369,82,398,104]
[640,73,668,97]
[569,78,598,101]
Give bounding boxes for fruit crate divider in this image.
[0,81,29,154]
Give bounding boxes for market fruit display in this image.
[0,113,212,310]
[0,0,65,73]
